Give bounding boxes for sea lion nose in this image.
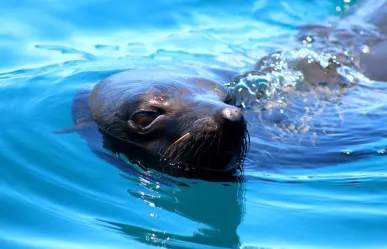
[217,106,243,124]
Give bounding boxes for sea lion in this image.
[61,68,249,181]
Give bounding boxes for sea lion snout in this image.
[216,106,243,124]
[185,100,246,134]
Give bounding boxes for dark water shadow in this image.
[97,179,246,249]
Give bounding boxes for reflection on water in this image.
[99,179,245,249]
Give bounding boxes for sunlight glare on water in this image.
[1,0,387,249]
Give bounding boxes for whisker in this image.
[192,134,212,165]
[217,130,223,155]
[191,137,206,163]
[158,122,249,175]
[172,132,191,145]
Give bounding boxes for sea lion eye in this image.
[131,111,160,128]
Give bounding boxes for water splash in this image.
[228,47,369,111]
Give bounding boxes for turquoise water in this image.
[2,0,387,248]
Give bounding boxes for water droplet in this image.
[361,45,370,54]
[341,150,352,155]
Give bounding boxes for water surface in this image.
[1,0,387,248]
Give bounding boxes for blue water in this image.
[2,0,387,248]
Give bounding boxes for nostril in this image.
[220,107,243,123]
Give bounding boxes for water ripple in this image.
[2,0,387,249]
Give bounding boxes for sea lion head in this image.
[88,69,249,175]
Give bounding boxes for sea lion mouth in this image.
[159,126,250,173]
